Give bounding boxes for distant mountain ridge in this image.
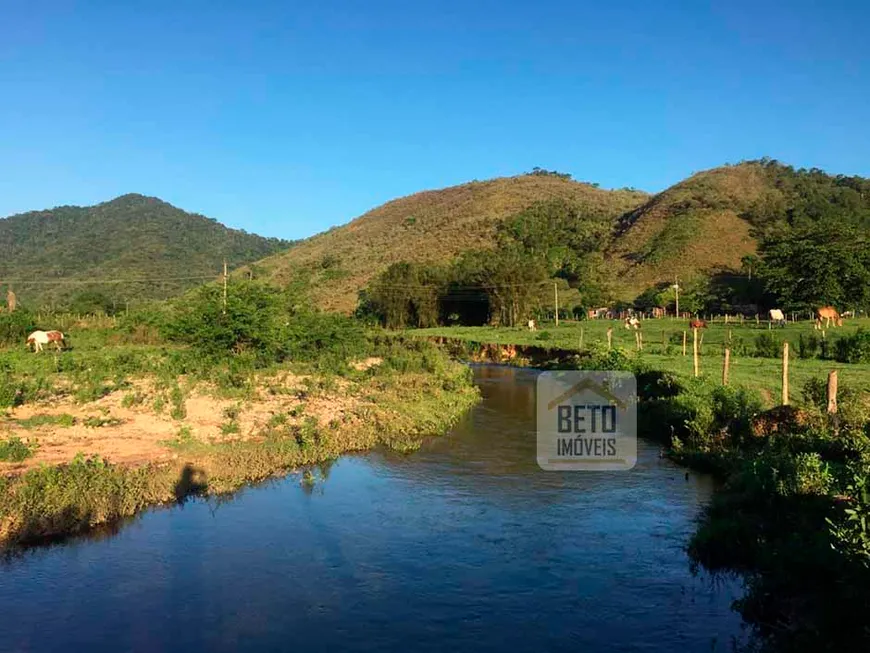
[0,193,291,309]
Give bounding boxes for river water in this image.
[0,365,746,652]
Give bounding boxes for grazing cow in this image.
[624,316,640,330]
[688,319,707,330]
[815,306,842,329]
[769,308,786,326]
[26,330,65,353]
[527,319,536,332]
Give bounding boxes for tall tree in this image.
[757,223,870,311]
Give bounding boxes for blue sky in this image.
[1,0,868,240]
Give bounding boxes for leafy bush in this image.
[710,384,763,442]
[754,332,783,358]
[802,377,870,429]
[164,280,367,369]
[835,329,870,364]
[798,332,821,359]
[0,310,36,347]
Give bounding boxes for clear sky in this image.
[1,0,868,240]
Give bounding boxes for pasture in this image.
[413,316,870,404]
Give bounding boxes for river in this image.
[0,365,746,652]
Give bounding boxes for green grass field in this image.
[412,317,870,405]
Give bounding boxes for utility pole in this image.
[554,282,559,327]
[673,276,680,319]
[222,259,228,315]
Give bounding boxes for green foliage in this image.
[835,329,870,363]
[527,167,572,180]
[166,281,289,358]
[641,213,701,264]
[0,310,36,347]
[358,261,445,329]
[0,194,291,310]
[0,436,36,462]
[828,473,870,567]
[754,332,783,358]
[165,279,367,369]
[798,332,821,359]
[67,290,117,315]
[757,222,870,311]
[15,413,76,429]
[362,199,616,328]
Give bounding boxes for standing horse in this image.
[769,308,786,327]
[26,330,65,353]
[815,306,842,329]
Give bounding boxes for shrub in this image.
[0,436,36,462]
[754,333,783,358]
[165,280,367,369]
[710,384,763,442]
[0,310,37,347]
[835,329,870,364]
[798,333,821,359]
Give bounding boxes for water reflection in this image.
[0,365,746,653]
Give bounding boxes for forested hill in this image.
[0,194,291,310]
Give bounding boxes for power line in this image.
[0,274,220,286]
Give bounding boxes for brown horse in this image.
[815,306,842,329]
[689,319,707,330]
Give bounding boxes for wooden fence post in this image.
[782,341,790,405]
[682,331,687,356]
[827,370,838,415]
[828,370,839,433]
[693,328,699,377]
[723,347,730,386]
[607,327,613,350]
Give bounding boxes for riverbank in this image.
[413,322,870,402]
[0,337,480,547]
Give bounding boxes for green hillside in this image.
[608,159,870,298]
[248,159,870,321]
[0,194,291,310]
[249,172,649,313]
